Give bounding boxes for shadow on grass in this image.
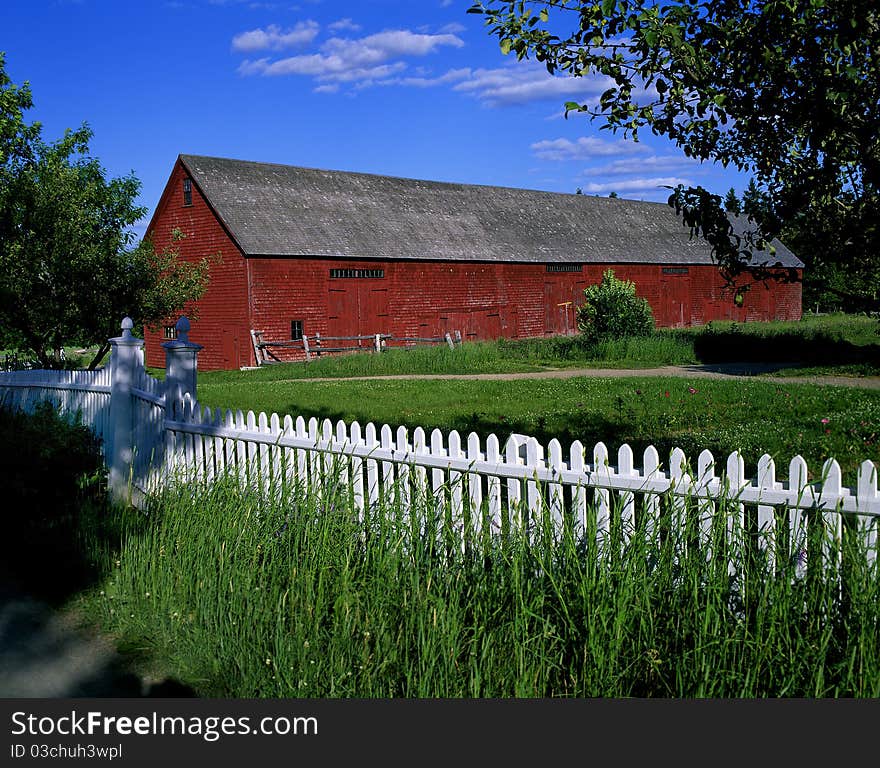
[0,401,196,697]
[692,327,880,369]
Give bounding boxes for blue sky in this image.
[3,0,752,237]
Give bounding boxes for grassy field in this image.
[197,313,879,383]
[194,374,879,481]
[187,314,880,483]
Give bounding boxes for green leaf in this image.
[499,38,512,55]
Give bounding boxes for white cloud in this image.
[452,62,614,107]
[439,22,467,34]
[376,68,471,88]
[231,21,319,52]
[323,30,463,61]
[582,177,694,194]
[531,136,646,161]
[328,18,361,32]
[238,28,465,86]
[587,155,702,176]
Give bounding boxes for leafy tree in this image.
[0,54,210,368]
[723,188,741,215]
[576,269,654,342]
[469,1,880,311]
[608,191,618,198]
[741,179,771,221]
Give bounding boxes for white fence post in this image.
[163,317,203,418]
[108,317,144,503]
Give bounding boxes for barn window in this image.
[163,325,177,340]
[546,263,582,272]
[290,320,303,341]
[183,178,192,207]
[662,267,689,275]
[330,268,385,279]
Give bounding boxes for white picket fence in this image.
[1,318,878,570]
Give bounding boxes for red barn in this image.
[144,154,803,370]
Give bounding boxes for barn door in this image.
[660,272,692,327]
[328,287,357,336]
[221,328,240,368]
[358,284,389,338]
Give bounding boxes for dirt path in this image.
[251,363,880,389]
[0,578,195,698]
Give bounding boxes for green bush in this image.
[0,400,107,599]
[576,269,655,342]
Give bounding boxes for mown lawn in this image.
[194,374,879,482]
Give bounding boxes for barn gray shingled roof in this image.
[179,154,803,268]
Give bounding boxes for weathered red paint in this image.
[144,159,803,371]
[144,160,252,370]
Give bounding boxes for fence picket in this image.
[336,419,351,504]
[642,446,661,545]
[364,422,380,512]
[309,417,321,500]
[467,432,483,541]
[696,449,716,558]
[380,423,395,507]
[670,447,688,553]
[505,435,523,536]
[485,434,501,536]
[617,444,635,546]
[857,460,877,567]
[448,430,464,545]
[789,455,809,579]
[412,427,429,531]
[525,437,542,534]
[820,458,844,573]
[569,440,586,537]
[594,442,611,544]
[757,454,777,571]
[430,428,447,539]
[295,416,309,490]
[281,414,295,497]
[322,419,335,497]
[396,426,411,518]
[258,412,270,499]
[726,451,746,576]
[269,413,282,498]
[547,439,564,539]
[350,421,365,520]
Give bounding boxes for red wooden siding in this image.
[143,161,251,370]
[245,259,801,367]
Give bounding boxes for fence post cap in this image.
[111,316,143,346]
[163,316,203,351]
[175,316,191,343]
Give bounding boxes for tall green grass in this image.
[197,313,878,384]
[205,334,697,384]
[81,470,880,698]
